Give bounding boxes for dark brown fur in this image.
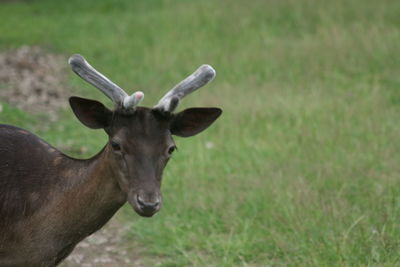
[0,124,124,266]
[0,102,221,266]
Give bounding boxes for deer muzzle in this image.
[128,191,162,217]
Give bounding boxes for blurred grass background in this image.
[1,0,400,265]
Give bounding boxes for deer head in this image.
[68,55,222,217]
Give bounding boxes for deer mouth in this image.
[129,193,161,217]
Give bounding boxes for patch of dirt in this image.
[60,211,145,267]
[0,46,70,119]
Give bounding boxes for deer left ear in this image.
[170,108,222,137]
[69,96,112,129]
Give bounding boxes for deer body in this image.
[0,125,125,266]
[0,55,221,266]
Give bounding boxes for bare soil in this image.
[0,46,70,119]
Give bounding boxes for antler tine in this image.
[154,64,216,113]
[68,54,143,111]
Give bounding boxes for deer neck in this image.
[54,145,127,238]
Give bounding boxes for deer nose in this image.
[137,195,160,213]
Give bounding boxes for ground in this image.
[0,46,69,119]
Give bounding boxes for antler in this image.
[68,54,144,111]
[154,64,216,113]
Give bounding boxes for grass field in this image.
[1,0,400,265]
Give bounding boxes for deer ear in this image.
[69,96,112,129]
[170,108,222,137]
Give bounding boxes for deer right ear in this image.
[69,96,112,129]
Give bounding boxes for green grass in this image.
[1,0,400,265]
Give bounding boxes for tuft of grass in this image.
[1,0,400,265]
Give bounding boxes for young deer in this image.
[0,54,221,266]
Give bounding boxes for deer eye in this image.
[167,145,177,155]
[110,141,121,151]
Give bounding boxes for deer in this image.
[0,54,222,266]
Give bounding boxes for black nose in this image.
[137,196,160,213]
